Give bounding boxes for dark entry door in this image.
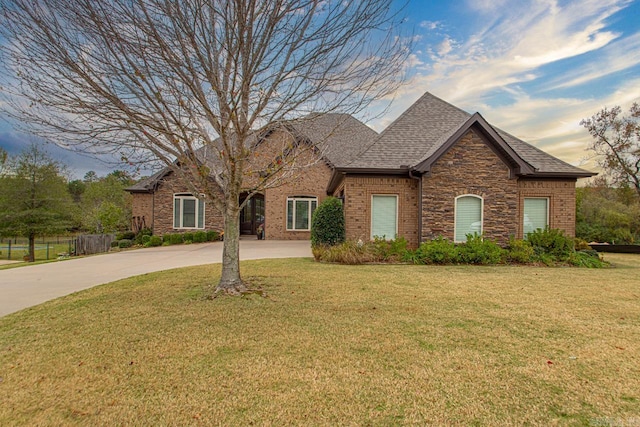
[240,194,265,235]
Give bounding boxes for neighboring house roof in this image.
[342,92,594,178]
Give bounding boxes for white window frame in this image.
[173,193,205,229]
[370,194,399,240]
[286,196,318,231]
[454,194,483,243]
[523,197,549,236]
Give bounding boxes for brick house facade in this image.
[126,92,594,245]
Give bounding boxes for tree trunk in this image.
[216,203,247,295]
[28,233,35,262]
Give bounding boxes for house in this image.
[126,92,595,246]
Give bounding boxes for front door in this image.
[240,193,265,235]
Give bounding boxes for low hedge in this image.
[313,229,608,268]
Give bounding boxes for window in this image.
[523,197,549,235]
[371,195,398,239]
[173,194,205,229]
[286,196,317,231]
[455,195,482,242]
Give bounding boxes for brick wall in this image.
[131,192,154,231]
[341,175,420,248]
[150,173,224,236]
[264,160,332,240]
[517,178,577,238]
[421,129,518,244]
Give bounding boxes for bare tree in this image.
[0,0,409,294]
[581,103,640,200]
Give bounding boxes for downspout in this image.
[408,168,422,245]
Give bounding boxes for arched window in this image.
[454,195,483,242]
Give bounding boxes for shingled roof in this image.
[125,113,376,193]
[343,92,594,178]
[284,113,378,168]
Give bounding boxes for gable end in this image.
[413,113,535,178]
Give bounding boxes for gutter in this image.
[408,167,422,245]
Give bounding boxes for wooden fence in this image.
[75,234,116,255]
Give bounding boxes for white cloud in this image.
[419,20,440,30]
[369,0,640,172]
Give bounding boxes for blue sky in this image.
[0,0,638,178]
[369,0,640,173]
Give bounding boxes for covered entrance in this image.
[240,193,265,236]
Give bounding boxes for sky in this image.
[0,0,638,178]
[368,0,640,173]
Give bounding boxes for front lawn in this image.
[1,254,639,425]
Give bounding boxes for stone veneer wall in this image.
[341,176,419,248]
[421,129,518,245]
[517,178,577,238]
[151,173,224,236]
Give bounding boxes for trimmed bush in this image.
[162,233,184,245]
[507,238,534,264]
[182,232,194,243]
[141,235,152,245]
[415,237,458,264]
[457,234,505,265]
[149,235,163,247]
[206,230,220,241]
[311,197,345,247]
[118,239,132,248]
[193,231,208,243]
[526,228,574,259]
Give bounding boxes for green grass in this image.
[1,254,639,425]
[0,242,73,262]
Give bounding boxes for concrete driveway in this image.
[0,240,312,317]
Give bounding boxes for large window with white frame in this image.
[371,194,398,240]
[454,195,483,242]
[173,193,205,229]
[286,196,317,231]
[523,197,549,235]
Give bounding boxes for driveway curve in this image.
[0,240,312,317]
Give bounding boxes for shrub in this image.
[369,237,408,262]
[182,232,194,243]
[110,240,119,248]
[457,234,505,265]
[134,228,153,245]
[313,240,370,265]
[506,238,534,264]
[574,238,591,251]
[206,230,220,241]
[116,231,136,241]
[149,235,163,247]
[526,228,575,260]
[193,231,208,243]
[311,197,346,247]
[415,237,458,264]
[568,250,609,268]
[163,233,184,245]
[141,235,152,244]
[118,239,132,248]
